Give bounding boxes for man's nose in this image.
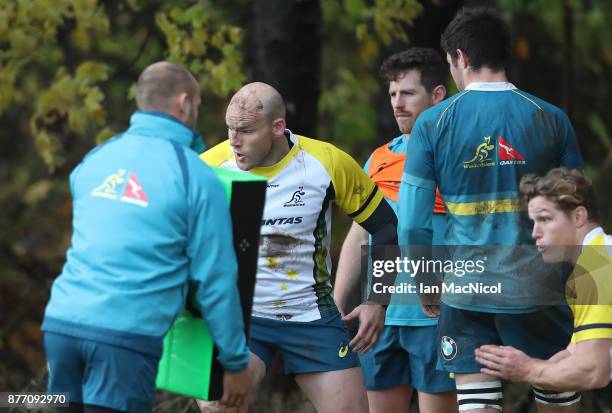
[228,130,240,146]
[532,224,541,240]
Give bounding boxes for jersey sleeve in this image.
[569,244,612,343]
[201,139,233,166]
[186,158,249,371]
[401,118,436,191]
[398,119,436,246]
[328,146,384,224]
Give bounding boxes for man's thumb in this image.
[341,307,359,321]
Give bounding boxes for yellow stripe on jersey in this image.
[297,135,382,223]
[568,232,612,343]
[445,198,526,216]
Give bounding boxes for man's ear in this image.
[457,49,470,69]
[272,118,286,136]
[574,206,590,228]
[177,92,189,115]
[431,85,447,105]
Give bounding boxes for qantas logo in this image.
[498,137,526,165]
[464,136,527,169]
[91,168,149,207]
[262,217,303,226]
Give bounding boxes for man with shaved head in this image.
[202,82,399,412]
[42,61,251,413]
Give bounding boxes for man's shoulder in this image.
[415,92,469,127]
[296,134,336,153]
[510,89,567,116]
[297,134,365,179]
[297,134,352,163]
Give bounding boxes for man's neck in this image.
[570,223,601,263]
[577,223,601,245]
[464,67,508,85]
[261,132,291,167]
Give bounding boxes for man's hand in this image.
[219,367,251,413]
[418,292,440,318]
[342,302,385,355]
[475,345,535,382]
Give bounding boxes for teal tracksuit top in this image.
[42,111,249,371]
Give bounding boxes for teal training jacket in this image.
[42,111,249,372]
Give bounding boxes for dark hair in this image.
[520,168,600,224]
[379,47,447,92]
[440,8,511,71]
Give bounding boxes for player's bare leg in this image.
[295,367,368,413]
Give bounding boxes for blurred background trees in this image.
[1,0,610,411]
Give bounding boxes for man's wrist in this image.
[524,357,545,384]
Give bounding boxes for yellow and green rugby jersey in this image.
[566,227,612,343]
[202,130,383,321]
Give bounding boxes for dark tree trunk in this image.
[246,0,321,137]
[562,0,575,120]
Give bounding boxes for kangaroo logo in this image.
[498,136,526,165]
[92,169,149,207]
[464,136,496,169]
[91,169,127,199]
[284,186,306,207]
[498,140,516,159]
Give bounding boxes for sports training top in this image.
[398,82,583,312]
[567,227,612,343]
[42,112,249,372]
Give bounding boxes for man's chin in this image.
[540,249,565,264]
[396,122,412,135]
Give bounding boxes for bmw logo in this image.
[441,336,458,361]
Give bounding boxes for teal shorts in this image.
[437,304,573,373]
[359,325,455,392]
[44,332,159,412]
[249,312,359,375]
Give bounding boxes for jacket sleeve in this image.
[187,160,249,372]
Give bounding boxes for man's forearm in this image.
[334,222,368,313]
[527,347,610,391]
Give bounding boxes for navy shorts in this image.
[359,325,455,393]
[437,304,573,373]
[44,332,159,412]
[249,312,359,375]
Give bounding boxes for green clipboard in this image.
[156,166,266,400]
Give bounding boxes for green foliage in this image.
[320,0,422,150]
[0,0,245,172]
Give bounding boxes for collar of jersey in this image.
[248,130,299,179]
[465,82,517,91]
[583,226,605,246]
[127,111,202,147]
